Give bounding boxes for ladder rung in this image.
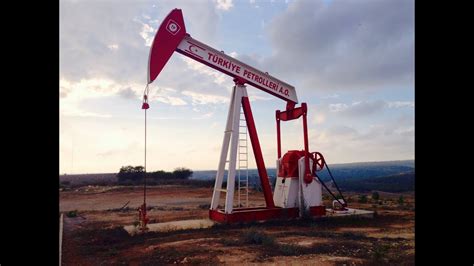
[239,139,247,141]
[239,146,247,148]
[215,188,227,193]
[239,126,247,127]
[239,132,247,134]
[224,130,233,133]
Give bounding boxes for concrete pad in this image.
[124,219,215,235]
[325,208,374,218]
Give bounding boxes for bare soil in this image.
[60,185,414,265]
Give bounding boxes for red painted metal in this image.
[209,206,325,224]
[309,206,326,216]
[241,96,275,208]
[233,77,246,86]
[278,150,305,178]
[277,105,305,121]
[209,207,298,223]
[286,101,296,110]
[175,36,297,103]
[141,95,150,110]
[176,47,296,103]
[144,9,337,223]
[311,152,325,172]
[276,110,281,159]
[148,9,186,84]
[137,203,149,230]
[301,103,313,184]
[275,103,313,184]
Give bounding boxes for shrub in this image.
[278,244,301,256]
[117,166,194,185]
[398,195,404,205]
[117,165,144,183]
[372,191,380,201]
[172,167,193,179]
[198,204,210,209]
[358,195,368,203]
[66,210,78,218]
[372,243,390,263]
[242,228,275,246]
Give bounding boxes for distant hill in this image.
[190,160,415,192]
[316,159,414,182]
[60,173,116,186]
[190,160,414,181]
[59,160,414,192]
[335,171,415,192]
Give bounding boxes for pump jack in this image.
[142,9,348,224]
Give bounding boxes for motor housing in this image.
[273,150,323,213]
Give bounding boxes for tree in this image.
[358,195,368,203]
[372,191,380,201]
[398,195,404,205]
[117,165,145,183]
[173,167,193,179]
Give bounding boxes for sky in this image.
[60,0,414,174]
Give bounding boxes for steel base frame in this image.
[209,206,326,224]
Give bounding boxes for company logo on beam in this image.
[177,36,298,103]
[166,19,181,35]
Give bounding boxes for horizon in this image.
[60,0,414,174]
[60,158,414,175]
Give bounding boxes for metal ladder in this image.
[238,107,249,207]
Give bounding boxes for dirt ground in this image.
[60,185,415,265]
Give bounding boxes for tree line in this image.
[117,166,193,184]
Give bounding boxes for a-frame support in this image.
[210,80,275,214]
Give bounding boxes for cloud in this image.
[329,100,386,116]
[388,101,414,108]
[264,0,414,91]
[214,0,234,11]
[62,108,112,119]
[138,22,155,47]
[308,121,414,163]
[182,90,229,105]
[107,44,119,51]
[60,78,143,100]
[60,78,147,118]
[181,57,227,85]
[155,96,188,106]
[117,87,138,99]
[321,94,340,99]
[60,0,221,85]
[328,125,359,138]
[60,0,151,83]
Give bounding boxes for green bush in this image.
[242,229,275,246]
[116,166,193,185]
[372,243,390,263]
[66,210,78,218]
[358,195,368,203]
[398,195,404,205]
[372,191,380,201]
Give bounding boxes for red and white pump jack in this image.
[141,9,348,226]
